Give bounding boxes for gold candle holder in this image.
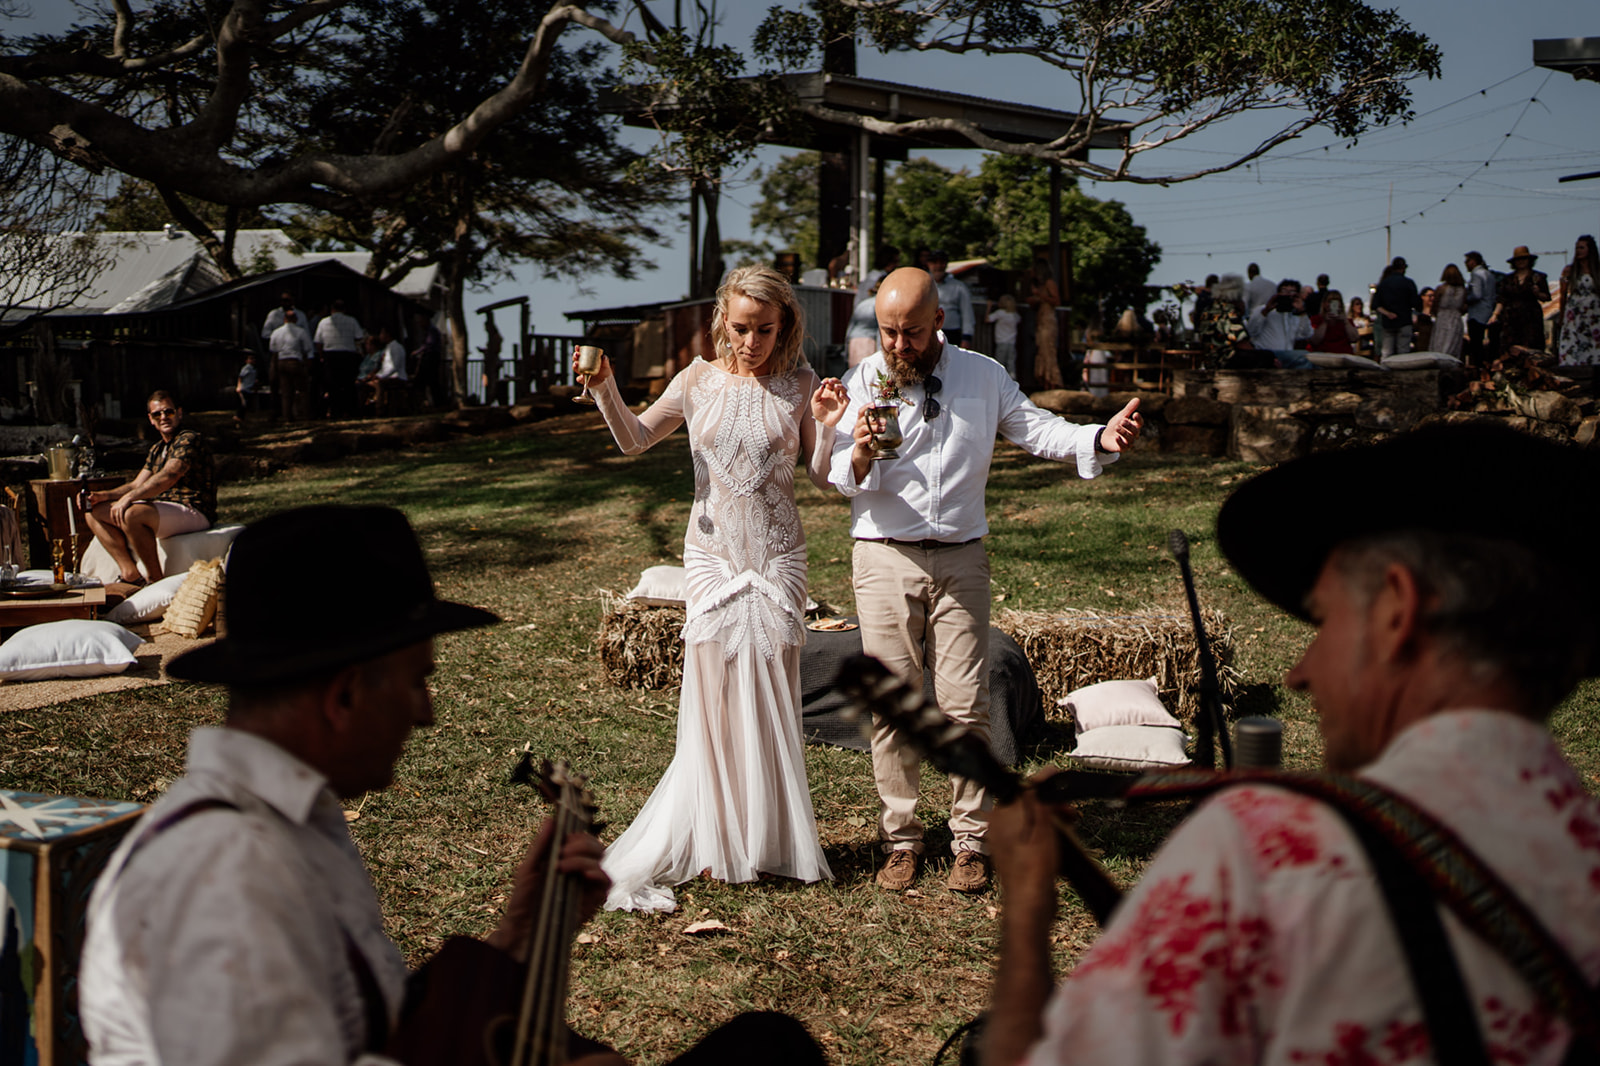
[50,539,66,586]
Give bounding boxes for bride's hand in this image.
[571,347,612,386]
[811,378,849,427]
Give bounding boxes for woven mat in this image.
[0,627,212,712]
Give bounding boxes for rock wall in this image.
[1032,368,1455,465]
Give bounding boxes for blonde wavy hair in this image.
[709,265,806,375]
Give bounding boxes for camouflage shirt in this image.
[143,429,216,523]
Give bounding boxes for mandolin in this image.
[387,754,618,1066]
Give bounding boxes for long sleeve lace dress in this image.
[592,361,836,912]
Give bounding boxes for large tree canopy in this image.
[0,0,1441,216]
[755,0,1441,184]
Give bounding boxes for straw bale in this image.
[597,594,685,690]
[993,607,1241,728]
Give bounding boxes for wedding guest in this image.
[1348,296,1373,354]
[1308,291,1357,355]
[1557,234,1600,366]
[1413,286,1436,353]
[1431,265,1467,359]
[1490,246,1551,355]
[986,294,1022,379]
[1463,251,1498,366]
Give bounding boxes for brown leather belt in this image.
[859,537,982,551]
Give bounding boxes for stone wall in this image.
[1032,368,1455,465]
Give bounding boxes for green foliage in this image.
[741,149,1159,318]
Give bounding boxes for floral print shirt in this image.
[1025,711,1600,1065]
[142,428,216,523]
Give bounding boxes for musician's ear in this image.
[319,662,366,732]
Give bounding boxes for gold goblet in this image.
[574,345,604,405]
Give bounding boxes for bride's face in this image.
[723,295,783,376]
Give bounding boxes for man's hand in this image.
[488,819,610,962]
[1100,397,1142,453]
[811,378,849,427]
[108,496,137,528]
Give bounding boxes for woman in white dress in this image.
[577,266,849,912]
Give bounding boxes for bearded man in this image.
[828,267,1141,894]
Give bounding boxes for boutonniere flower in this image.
[870,369,905,406]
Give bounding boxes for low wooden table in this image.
[0,586,107,628]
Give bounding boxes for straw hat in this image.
[1507,245,1538,266]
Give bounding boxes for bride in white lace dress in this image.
[579,266,850,912]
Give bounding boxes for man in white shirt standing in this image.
[1244,263,1278,318]
[927,250,976,348]
[269,308,314,420]
[314,298,366,418]
[829,268,1141,894]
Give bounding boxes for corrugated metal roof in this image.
[7,229,440,315]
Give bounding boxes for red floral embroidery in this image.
[1288,1019,1430,1064]
[1483,994,1563,1064]
[1076,869,1280,1038]
[1218,787,1348,874]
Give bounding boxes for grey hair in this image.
[1332,531,1595,717]
[1213,273,1246,304]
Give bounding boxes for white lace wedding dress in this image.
[593,361,836,912]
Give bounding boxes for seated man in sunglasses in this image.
[84,390,215,585]
[828,268,1142,895]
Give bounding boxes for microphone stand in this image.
[1168,529,1232,770]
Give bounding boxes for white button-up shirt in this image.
[269,321,314,362]
[830,343,1112,543]
[81,728,410,1066]
[315,312,366,353]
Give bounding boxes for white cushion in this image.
[105,573,190,624]
[79,525,245,584]
[0,620,143,681]
[1382,352,1462,370]
[1306,352,1385,370]
[1058,677,1180,732]
[1070,725,1190,772]
[626,564,687,607]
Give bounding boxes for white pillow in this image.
[627,564,687,607]
[79,525,246,584]
[1059,677,1180,732]
[1070,725,1190,772]
[0,620,143,681]
[1306,351,1385,370]
[1382,352,1462,370]
[105,573,190,624]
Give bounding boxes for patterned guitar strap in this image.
[1094,770,1600,1065]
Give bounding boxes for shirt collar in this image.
[185,726,331,826]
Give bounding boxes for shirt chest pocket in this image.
[949,398,990,442]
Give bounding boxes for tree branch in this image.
[156,185,242,279]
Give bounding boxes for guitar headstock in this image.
[510,749,602,834]
[833,654,1023,804]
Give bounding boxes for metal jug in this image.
[45,441,79,481]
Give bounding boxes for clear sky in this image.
[10,2,1600,350]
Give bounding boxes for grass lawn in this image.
[3,409,1597,1064]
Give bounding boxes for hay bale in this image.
[993,607,1241,728]
[597,595,685,690]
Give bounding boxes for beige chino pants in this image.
[852,538,992,855]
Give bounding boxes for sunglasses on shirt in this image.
[923,375,942,422]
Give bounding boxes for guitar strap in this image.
[1071,769,1600,1057]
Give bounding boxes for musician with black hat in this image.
[983,424,1600,1066]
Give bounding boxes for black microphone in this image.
[1168,528,1233,770]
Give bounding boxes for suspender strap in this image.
[117,795,393,1057]
[1335,805,1491,1065]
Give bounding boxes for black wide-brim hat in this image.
[168,505,498,685]
[1217,422,1600,665]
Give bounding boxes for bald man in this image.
[829,268,1142,894]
